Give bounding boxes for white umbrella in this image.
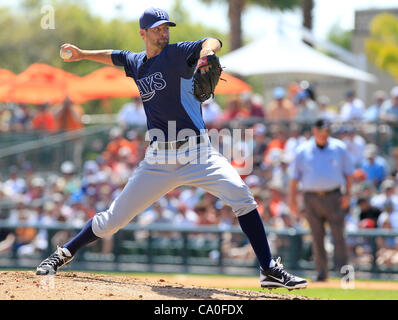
[220,34,377,83]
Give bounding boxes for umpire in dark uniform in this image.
[289,119,354,281]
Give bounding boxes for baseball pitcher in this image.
[37,7,307,290]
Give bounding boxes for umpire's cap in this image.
[313,118,331,129]
[140,8,176,29]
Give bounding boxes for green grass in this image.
[239,287,398,300]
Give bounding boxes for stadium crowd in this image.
[1,81,398,268]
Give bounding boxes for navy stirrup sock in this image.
[238,208,273,271]
[62,219,99,256]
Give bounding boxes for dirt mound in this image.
[0,271,311,300]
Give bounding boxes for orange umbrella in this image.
[3,63,86,104]
[0,69,16,84]
[71,67,140,101]
[215,72,252,95]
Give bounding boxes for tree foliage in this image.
[0,0,227,113]
[327,23,352,51]
[0,0,227,74]
[201,0,299,10]
[365,13,398,81]
[200,0,299,50]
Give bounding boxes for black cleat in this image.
[260,257,308,290]
[36,246,73,275]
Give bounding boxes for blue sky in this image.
[1,0,398,40]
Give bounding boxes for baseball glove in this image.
[193,54,223,102]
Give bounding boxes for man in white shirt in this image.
[340,90,365,122]
[117,97,146,127]
[201,97,221,126]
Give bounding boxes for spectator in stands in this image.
[250,188,268,219]
[389,147,398,180]
[363,90,386,122]
[284,123,307,160]
[380,87,398,147]
[339,126,366,168]
[26,176,46,201]
[0,228,15,253]
[0,104,12,132]
[357,197,382,227]
[263,124,287,166]
[266,87,296,121]
[245,93,265,118]
[317,95,338,122]
[377,201,398,229]
[195,204,218,226]
[32,102,57,132]
[9,199,40,256]
[53,97,84,131]
[59,161,80,195]
[152,201,174,224]
[351,168,368,190]
[267,178,287,218]
[112,147,135,183]
[339,90,365,122]
[2,166,27,200]
[251,123,268,168]
[217,202,235,229]
[117,97,146,128]
[360,144,388,189]
[300,80,316,102]
[380,86,398,121]
[371,179,398,213]
[376,211,398,266]
[201,97,222,127]
[10,103,33,132]
[179,186,204,210]
[375,200,398,263]
[173,202,198,227]
[294,90,319,124]
[220,95,250,121]
[103,127,138,164]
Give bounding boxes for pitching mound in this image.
[0,271,311,300]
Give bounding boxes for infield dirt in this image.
[0,271,312,300]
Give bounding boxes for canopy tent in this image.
[220,34,377,83]
[70,67,140,101]
[0,69,16,83]
[73,67,252,99]
[0,64,253,105]
[0,63,86,104]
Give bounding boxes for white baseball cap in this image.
[391,86,398,98]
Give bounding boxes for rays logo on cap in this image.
[154,9,167,20]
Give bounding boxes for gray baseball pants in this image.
[92,139,257,238]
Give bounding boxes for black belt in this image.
[150,136,208,150]
[304,187,340,196]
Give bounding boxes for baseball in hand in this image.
[60,48,72,59]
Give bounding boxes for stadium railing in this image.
[0,221,397,277]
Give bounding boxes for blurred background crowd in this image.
[1,81,398,268]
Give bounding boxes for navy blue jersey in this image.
[112,39,208,141]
